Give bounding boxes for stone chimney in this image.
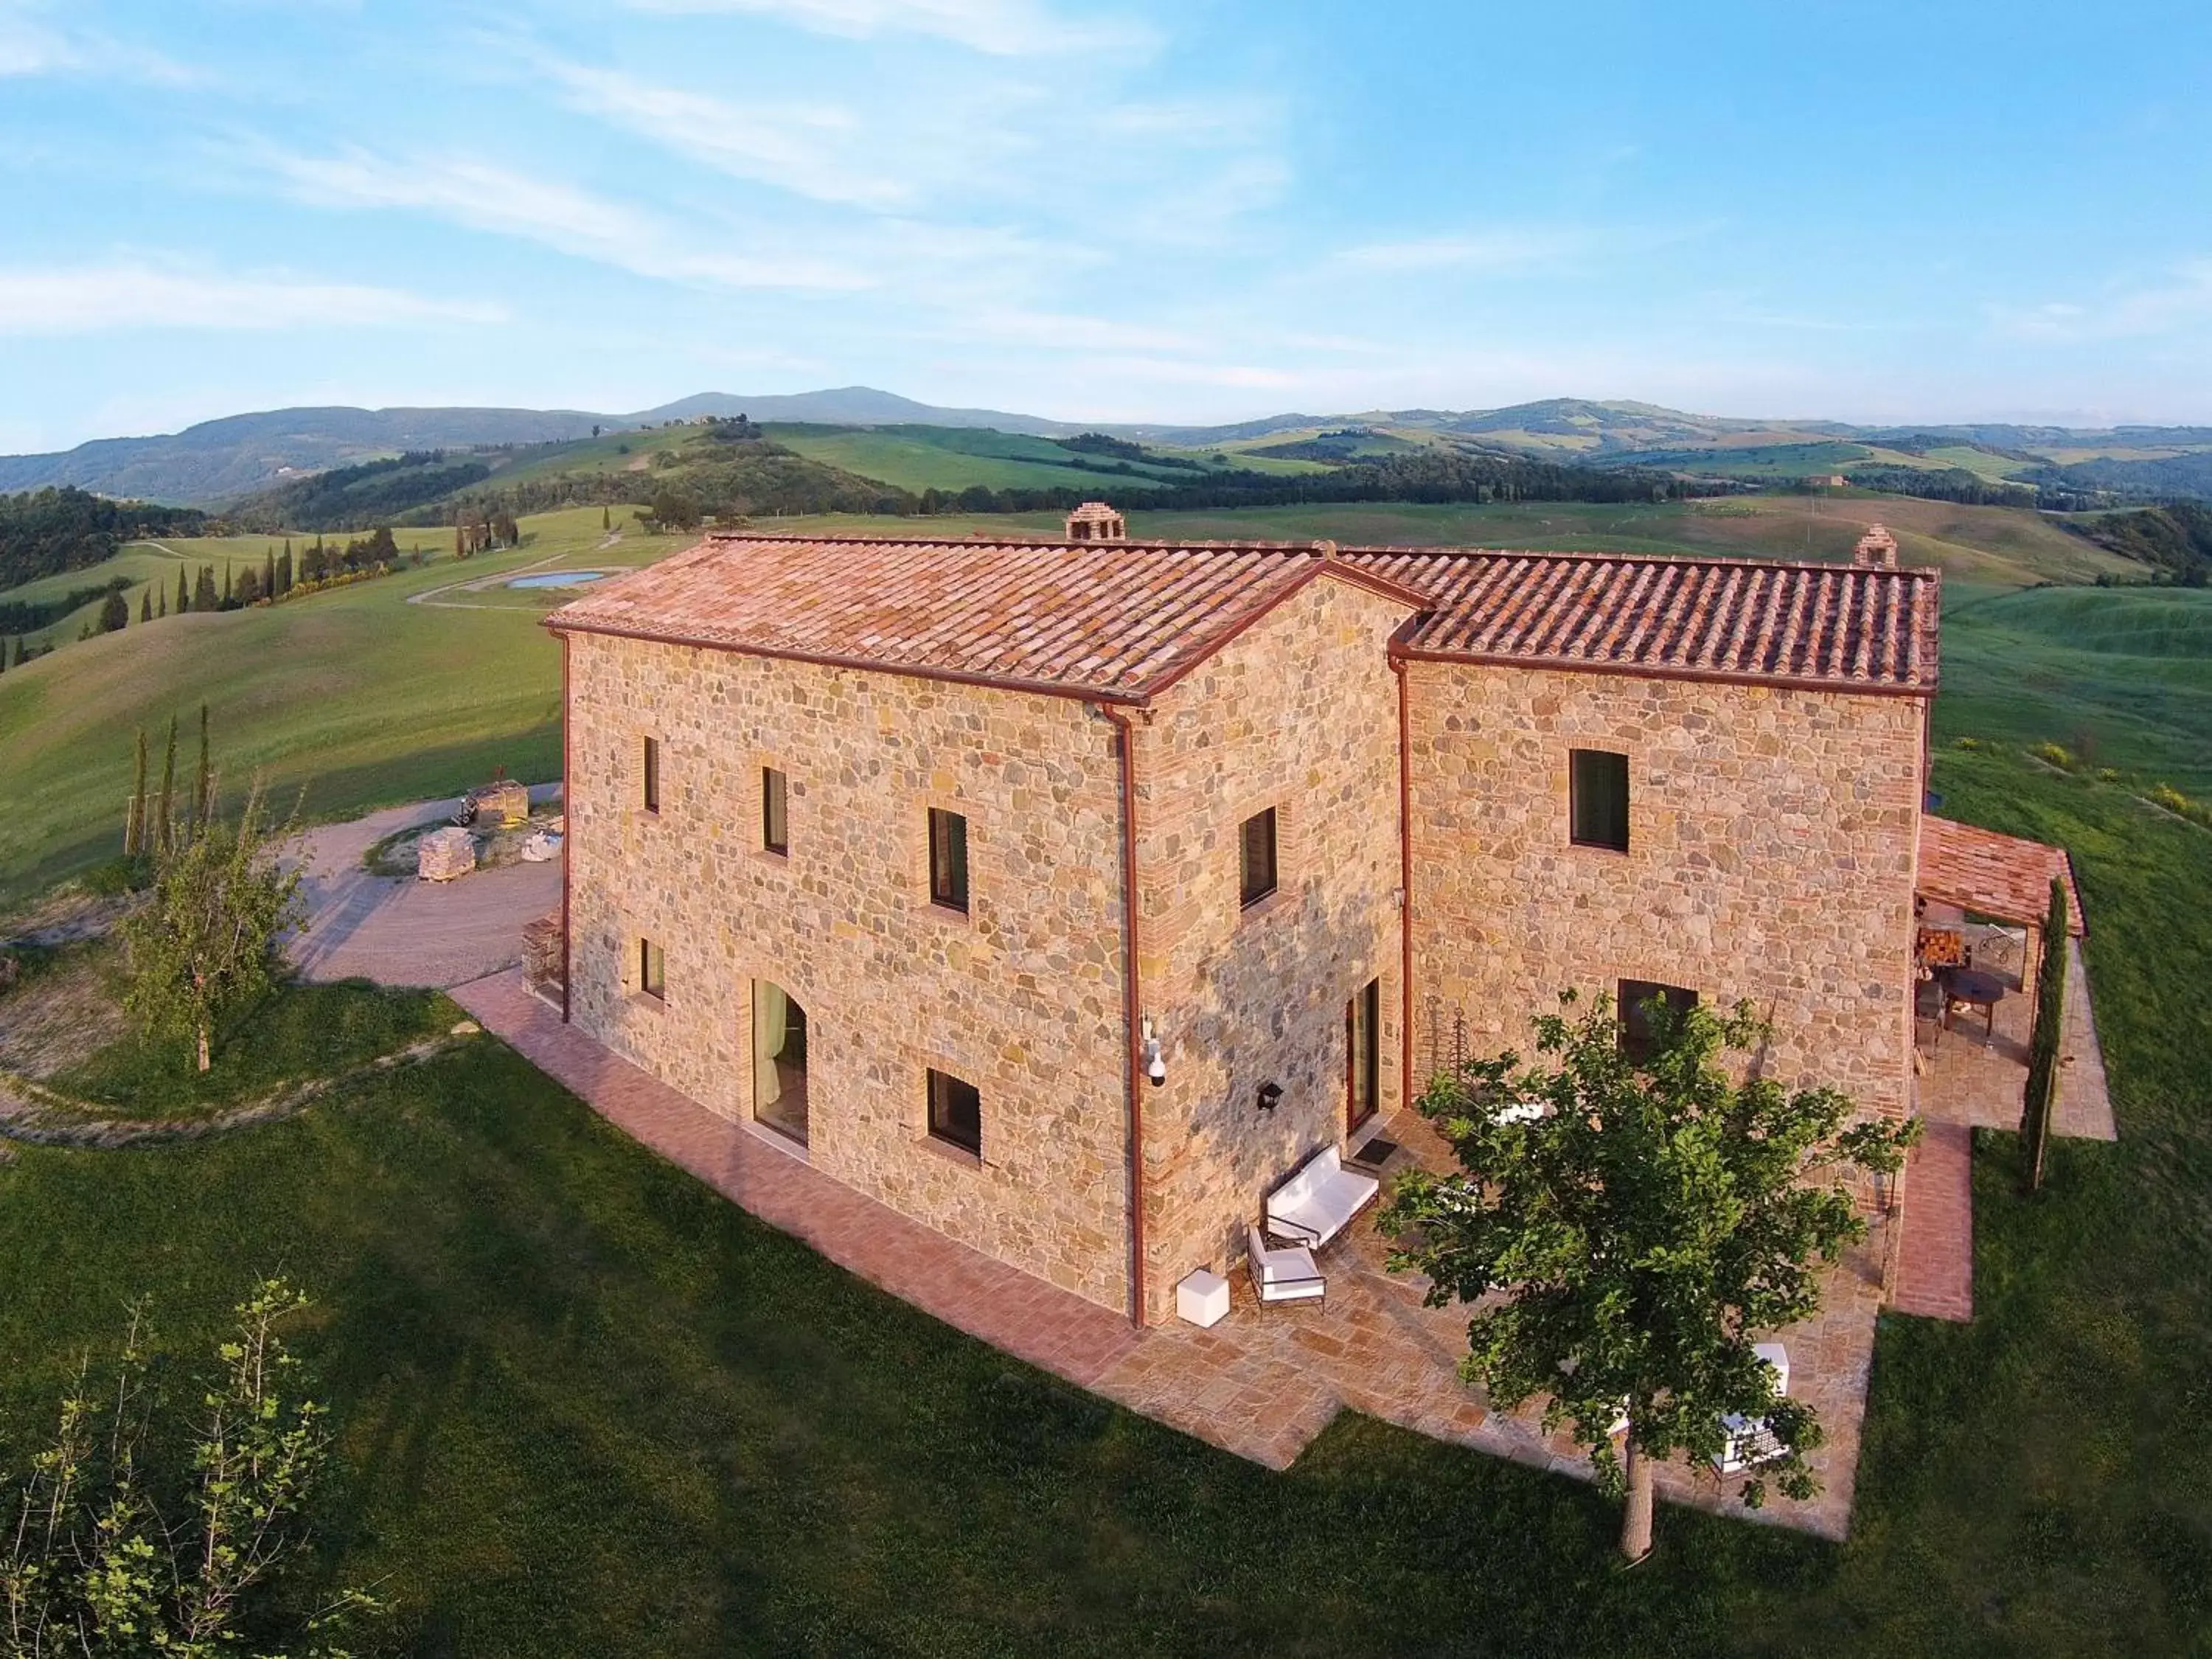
[1065,501,1126,542]
[1853,524,1899,568]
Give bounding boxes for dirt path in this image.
[288,786,562,987]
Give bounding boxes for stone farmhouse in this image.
[542,509,1944,1328]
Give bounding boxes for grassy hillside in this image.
[0,508,674,900]
[767,424,1196,494]
[1933,586,2212,796]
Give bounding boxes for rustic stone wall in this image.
[1403,662,1924,1124]
[564,631,1135,1312]
[1132,576,1412,1323]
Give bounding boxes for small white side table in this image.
[1176,1267,1231,1328]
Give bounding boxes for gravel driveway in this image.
[288,785,562,989]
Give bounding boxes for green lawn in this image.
[1,743,2206,1653]
[1933,586,2212,797]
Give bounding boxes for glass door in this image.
[752,980,809,1145]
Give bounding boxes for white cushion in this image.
[1266,1147,1380,1247]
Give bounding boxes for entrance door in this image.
[1347,978,1380,1133]
[752,980,809,1145]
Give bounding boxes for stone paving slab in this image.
[448,973,1873,1540]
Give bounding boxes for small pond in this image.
[507,570,610,590]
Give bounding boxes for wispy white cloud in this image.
[259,146,874,291]
[1992,260,2212,342]
[1332,228,1592,276]
[531,56,919,211]
[0,1,195,83]
[620,0,1152,57]
[0,263,504,335]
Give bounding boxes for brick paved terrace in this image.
[451,968,1888,1542]
[1893,939,2115,1322]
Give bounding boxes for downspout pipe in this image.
[1392,655,1415,1115]
[561,630,574,1024]
[1102,703,1147,1328]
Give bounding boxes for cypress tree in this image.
[602,504,611,530]
[100,588,130,632]
[157,588,167,619]
[126,728,149,856]
[264,548,277,599]
[277,547,293,594]
[194,566,217,611]
[2019,877,2071,1194]
[139,587,152,624]
[191,701,212,839]
[177,566,191,613]
[157,714,178,855]
[10,637,24,668]
[0,638,7,675]
[222,563,233,604]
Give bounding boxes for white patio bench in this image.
[1265,1144,1380,1249]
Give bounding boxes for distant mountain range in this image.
[4,389,2209,505]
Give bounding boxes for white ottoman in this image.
[1176,1267,1231,1328]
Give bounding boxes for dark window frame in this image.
[639,937,666,1001]
[928,807,970,914]
[926,1066,982,1157]
[1239,807,1279,908]
[1347,977,1381,1131]
[1570,748,1630,852]
[641,736,661,815]
[762,765,789,855]
[1618,979,1697,1062]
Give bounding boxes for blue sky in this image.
[2,0,2209,451]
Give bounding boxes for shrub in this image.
[1954,737,1984,751]
[2149,784,2191,815]
[2098,768,2124,785]
[2031,742,2073,769]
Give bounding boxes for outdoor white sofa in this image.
[1265,1144,1380,1248]
[1246,1222,1326,1310]
[1713,1342,1792,1474]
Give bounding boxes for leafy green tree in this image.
[0,1280,382,1655]
[1380,990,1918,1561]
[98,588,128,633]
[2018,877,2070,1194]
[193,565,217,611]
[123,779,300,1073]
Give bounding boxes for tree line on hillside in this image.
[229,451,493,532]
[0,486,206,588]
[2076,503,2212,584]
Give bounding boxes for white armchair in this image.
[1246,1222,1325,1310]
[1713,1342,1791,1474]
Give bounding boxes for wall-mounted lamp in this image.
[1256,1081,1283,1114]
[1141,1015,1166,1088]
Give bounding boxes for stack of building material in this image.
[522,913,565,999]
[417,827,478,882]
[471,779,531,828]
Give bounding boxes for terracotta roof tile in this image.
[1917,815,2086,935]
[547,532,1941,701]
[546,533,1416,702]
[1343,547,1940,694]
